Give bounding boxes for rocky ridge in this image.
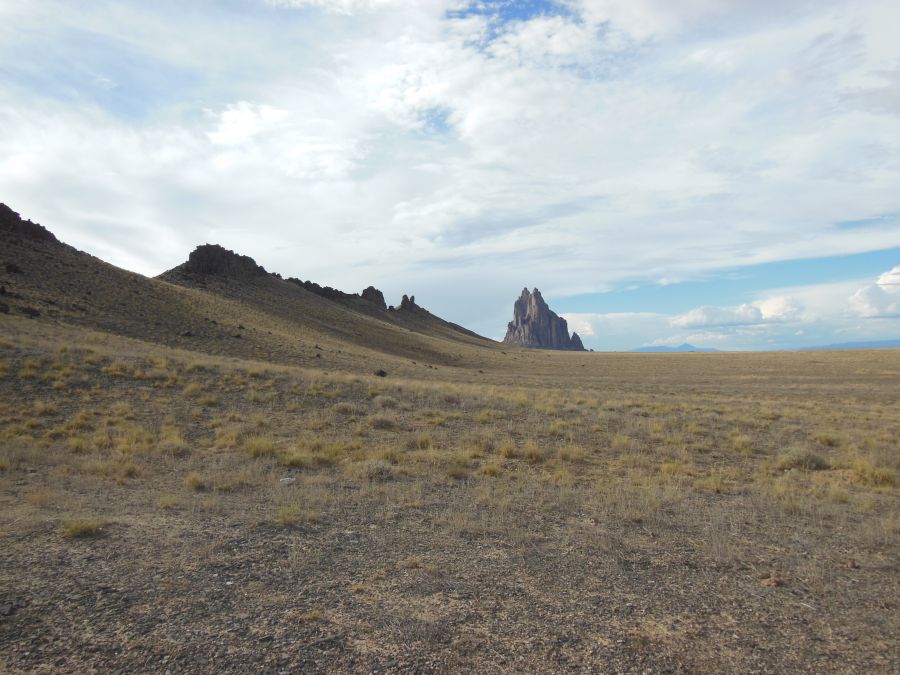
[503,287,585,351]
[1,203,59,243]
[162,244,401,311]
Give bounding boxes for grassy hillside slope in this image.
[1,204,501,376]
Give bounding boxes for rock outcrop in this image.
[398,294,420,311]
[163,243,393,311]
[180,244,268,278]
[361,286,387,310]
[0,203,58,243]
[286,278,353,300]
[503,287,586,351]
[570,331,585,351]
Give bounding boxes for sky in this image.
[1,0,899,350]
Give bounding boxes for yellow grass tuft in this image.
[60,518,107,539]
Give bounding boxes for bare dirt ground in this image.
[1,317,898,673]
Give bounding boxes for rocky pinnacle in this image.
[503,287,585,351]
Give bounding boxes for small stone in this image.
[279,477,296,485]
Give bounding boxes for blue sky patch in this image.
[447,0,573,24]
[0,28,199,121]
[555,246,900,314]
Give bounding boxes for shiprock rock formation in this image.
[503,287,585,351]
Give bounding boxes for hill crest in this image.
[0,203,59,244]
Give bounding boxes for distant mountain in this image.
[799,339,900,351]
[632,343,719,353]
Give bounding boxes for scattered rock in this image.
[374,369,388,377]
[181,330,193,337]
[503,288,586,351]
[279,477,297,486]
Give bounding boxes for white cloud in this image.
[207,102,289,146]
[266,0,406,13]
[1,0,899,346]
[672,304,763,328]
[669,295,804,329]
[561,313,596,337]
[877,265,900,288]
[755,296,803,321]
[850,265,900,317]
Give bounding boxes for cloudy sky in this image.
[2,0,899,350]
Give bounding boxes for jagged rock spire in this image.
[503,287,585,351]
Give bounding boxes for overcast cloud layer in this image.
[1,0,899,349]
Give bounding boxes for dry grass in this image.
[242,434,278,458]
[60,518,108,539]
[776,447,830,471]
[1,292,898,672]
[184,472,207,491]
